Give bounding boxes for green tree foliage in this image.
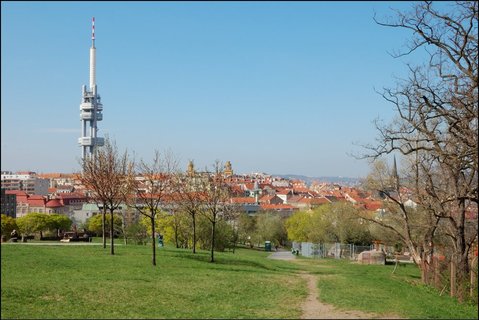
[16,213,50,239]
[125,221,148,245]
[255,213,287,247]
[196,215,234,252]
[236,213,256,247]
[284,211,311,242]
[139,214,161,236]
[86,213,123,237]
[1,214,18,238]
[158,211,191,248]
[286,203,372,245]
[46,214,72,234]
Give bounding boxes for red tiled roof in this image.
[243,183,255,190]
[27,195,46,207]
[5,190,28,196]
[259,195,275,202]
[5,190,29,204]
[287,195,304,203]
[293,187,310,193]
[260,204,295,210]
[259,195,284,204]
[363,200,383,211]
[46,199,63,208]
[58,193,87,200]
[230,197,257,204]
[276,189,292,195]
[28,195,44,200]
[37,173,62,179]
[299,197,331,205]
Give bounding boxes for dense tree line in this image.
[285,203,373,246]
[1,213,72,241]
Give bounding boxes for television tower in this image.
[79,17,104,160]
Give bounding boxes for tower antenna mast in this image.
[79,17,104,161]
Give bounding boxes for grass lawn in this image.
[1,243,304,319]
[2,243,477,319]
[295,257,478,319]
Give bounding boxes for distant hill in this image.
[273,174,361,187]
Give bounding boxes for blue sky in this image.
[1,1,441,177]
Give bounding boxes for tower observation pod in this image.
[79,17,104,160]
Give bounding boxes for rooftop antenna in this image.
[90,17,96,90]
[91,17,95,45]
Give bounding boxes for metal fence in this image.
[292,241,374,260]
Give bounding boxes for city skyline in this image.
[1,1,443,177]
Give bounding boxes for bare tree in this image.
[131,150,178,266]
[363,1,478,299]
[201,161,232,263]
[80,138,134,255]
[222,202,243,254]
[361,159,440,283]
[175,161,204,254]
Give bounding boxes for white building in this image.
[1,172,49,196]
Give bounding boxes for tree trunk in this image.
[192,213,196,254]
[174,223,179,248]
[210,220,216,263]
[102,207,107,249]
[110,209,114,255]
[151,216,156,266]
[122,214,127,245]
[450,259,456,298]
[471,257,478,299]
[232,221,237,254]
[455,254,469,302]
[434,257,440,289]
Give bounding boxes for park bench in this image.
[60,232,92,243]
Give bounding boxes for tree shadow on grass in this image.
[164,250,297,274]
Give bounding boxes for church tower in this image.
[224,161,233,176]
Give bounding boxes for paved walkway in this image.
[1,242,121,246]
[267,250,297,261]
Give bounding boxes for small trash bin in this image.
[265,241,271,252]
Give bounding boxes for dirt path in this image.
[268,251,400,319]
[299,271,380,319]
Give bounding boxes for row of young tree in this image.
[79,145,250,265]
[82,210,288,254]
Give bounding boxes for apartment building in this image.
[1,171,49,196]
[1,188,17,218]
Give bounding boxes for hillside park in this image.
[1,241,477,319]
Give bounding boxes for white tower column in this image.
[79,17,104,162]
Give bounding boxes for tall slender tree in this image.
[201,161,232,263]
[175,161,204,254]
[80,138,134,255]
[131,149,178,266]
